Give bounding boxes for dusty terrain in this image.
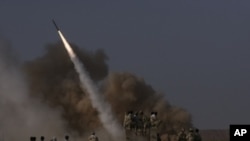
[161,129,229,141]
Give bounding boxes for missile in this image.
[52,19,60,31]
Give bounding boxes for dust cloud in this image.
[0,39,67,141]
[23,42,192,137]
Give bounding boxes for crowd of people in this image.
[29,133,99,141]
[30,135,70,141]
[177,128,202,141]
[28,110,201,141]
[123,110,202,141]
[123,111,161,136]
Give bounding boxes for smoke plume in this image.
[0,39,67,141]
[23,41,192,138]
[24,42,109,135]
[103,72,193,134]
[57,30,125,140]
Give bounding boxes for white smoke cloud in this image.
[0,39,67,141]
[57,31,125,141]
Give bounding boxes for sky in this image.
[0,0,250,129]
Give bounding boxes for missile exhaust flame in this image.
[54,21,125,140]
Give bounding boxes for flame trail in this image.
[56,29,125,140]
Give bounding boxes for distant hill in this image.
[161,129,229,141]
[200,129,229,141]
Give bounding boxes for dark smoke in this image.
[23,42,192,136]
[23,42,108,135]
[102,72,192,134]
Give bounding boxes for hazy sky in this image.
[1,1,250,129]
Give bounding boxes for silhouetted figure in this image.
[65,135,69,141]
[30,136,36,141]
[41,136,45,141]
[157,133,161,141]
[194,128,202,141]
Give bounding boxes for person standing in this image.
[88,132,99,141]
[194,128,202,141]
